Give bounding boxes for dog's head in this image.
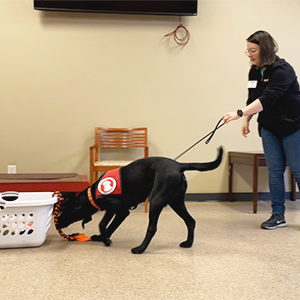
[56,192,94,229]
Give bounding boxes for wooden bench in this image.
[228,151,296,213]
[0,173,90,196]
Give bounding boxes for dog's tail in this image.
[178,146,223,172]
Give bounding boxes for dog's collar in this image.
[87,187,101,210]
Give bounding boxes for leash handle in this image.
[174,118,225,161]
[205,118,225,144]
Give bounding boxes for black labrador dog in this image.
[56,146,223,254]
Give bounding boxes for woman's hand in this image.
[223,111,252,137]
[223,99,263,125]
[222,111,240,124]
[241,119,251,137]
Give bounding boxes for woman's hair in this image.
[247,30,278,68]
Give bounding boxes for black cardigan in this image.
[247,56,300,137]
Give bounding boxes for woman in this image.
[223,30,300,229]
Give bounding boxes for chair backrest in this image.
[94,127,148,155]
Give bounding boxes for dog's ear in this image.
[81,215,92,229]
[59,195,76,211]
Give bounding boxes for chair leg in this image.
[90,171,97,185]
[145,198,148,213]
[90,170,94,185]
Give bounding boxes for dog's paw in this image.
[180,240,193,248]
[91,234,102,242]
[103,238,112,246]
[91,235,112,246]
[131,246,144,254]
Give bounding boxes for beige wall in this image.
[1,0,300,194]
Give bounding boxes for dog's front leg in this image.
[131,200,164,254]
[91,199,128,246]
[105,208,130,238]
[91,210,115,246]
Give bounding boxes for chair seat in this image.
[94,160,132,167]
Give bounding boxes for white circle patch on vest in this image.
[98,177,117,195]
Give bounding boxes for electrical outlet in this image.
[7,165,17,174]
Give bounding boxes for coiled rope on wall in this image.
[164,24,190,46]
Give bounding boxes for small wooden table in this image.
[228,152,296,213]
[0,173,90,195]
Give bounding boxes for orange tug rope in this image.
[52,191,91,242]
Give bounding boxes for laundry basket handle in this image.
[1,191,19,201]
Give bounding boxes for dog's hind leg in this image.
[169,192,196,248]
[131,174,187,254]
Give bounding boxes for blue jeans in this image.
[261,127,300,215]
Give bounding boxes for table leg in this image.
[252,158,259,214]
[228,162,233,202]
[291,172,296,201]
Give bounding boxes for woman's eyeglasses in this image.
[245,48,258,56]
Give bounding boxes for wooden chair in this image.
[90,127,149,212]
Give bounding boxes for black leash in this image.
[174,118,225,161]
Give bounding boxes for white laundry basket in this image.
[0,191,58,248]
